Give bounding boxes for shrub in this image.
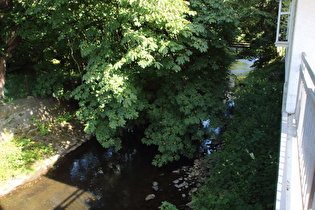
[192,60,284,209]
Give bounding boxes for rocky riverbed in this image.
[145,158,211,209]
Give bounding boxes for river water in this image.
[230,59,255,76]
[0,136,192,210]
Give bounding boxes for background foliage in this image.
[193,60,284,209]
[227,0,279,67]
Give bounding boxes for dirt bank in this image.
[0,97,92,197]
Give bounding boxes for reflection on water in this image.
[44,137,190,209]
[45,138,156,209]
[1,136,191,210]
[230,59,255,76]
[70,153,102,182]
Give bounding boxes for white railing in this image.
[295,52,315,210]
[276,52,315,210]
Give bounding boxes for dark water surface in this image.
[1,136,192,210]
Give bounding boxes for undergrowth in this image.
[192,59,284,209]
[30,116,52,136]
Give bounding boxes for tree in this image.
[228,0,279,67]
[140,0,237,165]
[11,0,237,166]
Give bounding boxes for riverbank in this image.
[0,97,92,197]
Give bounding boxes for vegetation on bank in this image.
[0,113,77,184]
[0,135,54,182]
[192,60,284,209]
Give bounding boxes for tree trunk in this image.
[0,0,18,99]
[0,33,20,99]
[0,57,6,99]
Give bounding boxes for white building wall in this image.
[286,0,315,113]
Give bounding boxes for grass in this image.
[0,134,54,182]
[0,73,78,186]
[0,112,77,184]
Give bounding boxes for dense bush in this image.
[193,60,284,209]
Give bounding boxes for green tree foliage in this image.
[228,0,279,67]
[159,201,178,210]
[193,61,284,209]
[9,0,237,166]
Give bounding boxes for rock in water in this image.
[152,181,159,191]
[175,181,188,189]
[186,201,195,208]
[173,179,180,184]
[172,169,180,174]
[145,194,155,201]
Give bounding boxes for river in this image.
[0,136,193,210]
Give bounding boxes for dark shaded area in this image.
[53,189,89,210]
[47,136,193,210]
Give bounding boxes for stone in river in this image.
[145,194,155,201]
[172,169,180,174]
[152,181,159,191]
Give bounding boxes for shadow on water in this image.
[45,134,192,210]
[0,133,193,210]
[53,189,90,210]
